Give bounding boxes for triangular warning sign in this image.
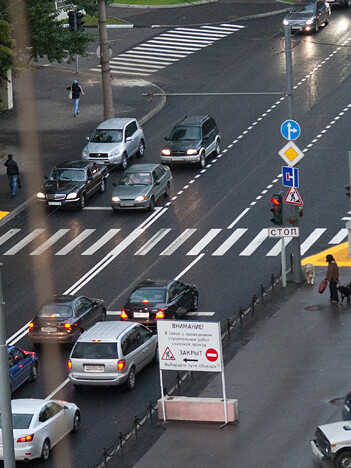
[161,347,175,360]
[284,187,303,206]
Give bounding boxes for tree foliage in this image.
[0,17,13,74]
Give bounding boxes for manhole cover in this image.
[330,397,345,406]
[305,304,327,311]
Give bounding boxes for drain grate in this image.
[330,397,345,406]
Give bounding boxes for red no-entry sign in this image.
[206,348,218,362]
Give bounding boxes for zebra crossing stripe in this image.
[0,228,20,246]
[329,228,348,244]
[239,229,268,256]
[3,229,45,255]
[160,229,197,256]
[212,228,247,256]
[266,237,293,257]
[300,228,326,256]
[30,229,70,256]
[82,229,120,255]
[187,229,222,256]
[135,228,171,255]
[55,229,95,256]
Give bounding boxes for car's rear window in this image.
[38,304,72,318]
[71,342,118,359]
[129,288,166,303]
[0,413,33,429]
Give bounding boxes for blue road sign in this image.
[282,166,299,188]
[280,120,301,141]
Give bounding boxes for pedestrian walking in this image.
[4,154,19,197]
[326,254,339,303]
[67,80,84,117]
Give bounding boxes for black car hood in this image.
[43,180,83,195]
[163,140,201,151]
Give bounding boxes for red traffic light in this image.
[270,197,281,205]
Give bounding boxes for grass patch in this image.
[113,0,203,5]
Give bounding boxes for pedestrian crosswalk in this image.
[90,24,245,76]
[0,226,347,258]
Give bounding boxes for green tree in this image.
[0,17,13,75]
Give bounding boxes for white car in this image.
[0,399,80,462]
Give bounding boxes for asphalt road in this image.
[2,5,351,467]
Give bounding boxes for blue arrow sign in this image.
[282,166,299,188]
[280,120,301,141]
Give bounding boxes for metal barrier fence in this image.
[91,268,282,468]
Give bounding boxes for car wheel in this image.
[336,452,351,468]
[100,179,106,193]
[79,194,86,210]
[137,139,145,158]
[199,151,206,168]
[72,411,81,434]
[29,363,38,382]
[148,196,155,211]
[40,439,50,462]
[214,138,220,156]
[100,309,106,321]
[164,182,170,198]
[126,367,136,390]
[121,153,128,170]
[314,20,319,33]
[191,293,198,312]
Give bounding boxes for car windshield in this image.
[38,304,73,318]
[169,126,201,141]
[90,129,122,143]
[49,169,86,182]
[290,4,315,13]
[0,413,33,429]
[120,172,152,186]
[71,342,118,359]
[129,288,166,303]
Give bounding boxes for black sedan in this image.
[121,279,198,327]
[37,160,108,209]
[28,295,106,344]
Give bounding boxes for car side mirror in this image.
[125,137,132,142]
[155,181,160,186]
[85,136,90,141]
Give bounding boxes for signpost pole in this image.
[281,237,287,287]
[219,321,228,427]
[159,368,166,422]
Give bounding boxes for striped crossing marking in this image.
[82,229,121,255]
[0,229,21,246]
[239,229,268,256]
[212,228,247,256]
[90,23,245,76]
[3,229,45,255]
[30,229,70,256]
[187,229,222,256]
[135,228,171,255]
[160,229,197,256]
[55,229,95,256]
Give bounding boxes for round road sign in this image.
[205,348,218,362]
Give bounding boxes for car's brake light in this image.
[67,359,72,370]
[64,323,72,331]
[156,308,165,319]
[120,309,128,319]
[117,359,126,371]
[17,434,34,443]
[28,322,34,331]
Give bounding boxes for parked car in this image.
[283,0,331,33]
[67,321,157,389]
[36,160,108,210]
[81,118,145,168]
[111,163,172,211]
[160,115,220,168]
[311,420,351,467]
[327,0,351,7]
[8,345,38,393]
[28,295,106,345]
[342,390,351,420]
[121,279,198,327]
[0,399,80,462]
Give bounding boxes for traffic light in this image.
[345,185,350,198]
[68,11,76,32]
[270,194,283,225]
[76,12,85,31]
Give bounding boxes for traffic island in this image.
[157,396,239,423]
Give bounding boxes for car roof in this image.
[77,321,135,342]
[135,279,172,289]
[96,118,136,130]
[43,295,80,305]
[53,161,92,170]
[125,164,161,173]
[176,115,210,126]
[11,399,47,413]
[7,345,23,352]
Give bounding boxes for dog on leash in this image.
[337,282,351,303]
[303,263,315,285]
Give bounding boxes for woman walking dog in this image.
[326,254,339,303]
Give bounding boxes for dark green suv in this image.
[161,115,220,168]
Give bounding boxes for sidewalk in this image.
[115,265,351,468]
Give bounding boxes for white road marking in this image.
[227,208,250,229]
[82,229,120,255]
[266,237,293,256]
[186,311,215,316]
[55,229,95,256]
[0,229,21,246]
[30,229,70,255]
[160,229,197,256]
[3,229,45,255]
[45,378,69,400]
[239,229,268,256]
[300,228,326,255]
[212,229,247,256]
[135,228,171,255]
[186,229,222,256]
[329,228,348,244]
[174,253,205,280]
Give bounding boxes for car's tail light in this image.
[67,359,72,370]
[120,309,128,319]
[17,434,34,443]
[156,308,165,319]
[28,322,34,331]
[117,359,126,371]
[64,323,72,331]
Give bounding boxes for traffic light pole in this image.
[284,25,302,283]
[98,0,114,120]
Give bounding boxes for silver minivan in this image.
[67,322,157,389]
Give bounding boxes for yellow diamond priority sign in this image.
[278,141,304,167]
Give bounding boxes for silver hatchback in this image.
[81,118,145,169]
[67,321,157,389]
